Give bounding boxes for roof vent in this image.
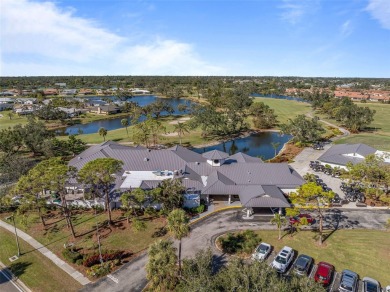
[196,162,200,165]
[78,157,82,160]
[144,157,149,162]
[148,149,151,152]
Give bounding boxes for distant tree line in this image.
[301,90,376,133]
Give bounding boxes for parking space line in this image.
[329,272,338,292]
[309,264,317,279]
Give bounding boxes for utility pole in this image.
[6,214,21,257]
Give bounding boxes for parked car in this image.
[362,277,381,292]
[292,254,313,276]
[314,262,334,287]
[271,246,294,274]
[385,285,390,292]
[252,242,271,261]
[338,269,359,292]
[289,214,315,225]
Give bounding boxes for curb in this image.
[189,206,242,226]
[0,261,32,292]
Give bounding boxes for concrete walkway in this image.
[0,220,91,286]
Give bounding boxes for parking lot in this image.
[262,247,380,292]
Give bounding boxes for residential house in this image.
[61,89,77,95]
[43,88,59,96]
[78,88,94,95]
[131,88,150,95]
[90,105,120,115]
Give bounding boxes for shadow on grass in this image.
[7,261,32,279]
[152,226,167,238]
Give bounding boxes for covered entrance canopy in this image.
[239,185,291,209]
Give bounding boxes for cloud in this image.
[366,0,390,29]
[0,0,224,76]
[340,20,353,37]
[279,0,320,25]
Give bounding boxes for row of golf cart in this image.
[309,161,342,178]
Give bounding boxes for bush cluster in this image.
[218,230,260,254]
[184,204,205,215]
[62,248,83,264]
[83,250,123,267]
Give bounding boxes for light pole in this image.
[6,214,21,257]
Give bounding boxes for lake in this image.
[63,95,194,135]
[193,132,292,160]
[251,93,306,102]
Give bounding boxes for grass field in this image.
[250,229,390,284]
[0,228,82,292]
[252,97,312,125]
[0,210,167,275]
[0,114,28,130]
[321,102,390,150]
[68,115,212,146]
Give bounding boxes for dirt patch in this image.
[269,143,304,163]
[168,117,191,125]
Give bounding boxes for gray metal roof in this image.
[239,185,290,208]
[318,143,376,166]
[69,141,304,208]
[227,152,263,163]
[202,150,229,160]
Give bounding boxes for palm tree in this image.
[146,239,178,290]
[98,127,107,141]
[166,209,190,274]
[270,213,287,240]
[173,122,190,145]
[121,118,130,137]
[271,142,280,157]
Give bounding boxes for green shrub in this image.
[218,230,260,254]
[86,262,111,278]
[62,248,83,264]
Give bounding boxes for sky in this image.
[1,0,390,77]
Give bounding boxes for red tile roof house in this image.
[334,90,369,101]
[78,88,94,95]
[43,88,59,96]
[66,141,305,216]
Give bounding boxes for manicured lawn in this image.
[319,102,390,150]
[0,114,29,130]
[0,228,82,292]
[68,115,213,146]
[252,97,312,125]
[252,229,390,284]
[0,210,167,274]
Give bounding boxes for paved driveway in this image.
[83,208,389,292]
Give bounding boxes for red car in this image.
[289,214,315,225]
[314,262,335,286]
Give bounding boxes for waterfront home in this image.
[78,88,94,95]
[131,88,150,95]
[90,105,120,115]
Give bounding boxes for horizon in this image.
[1,0,390,78]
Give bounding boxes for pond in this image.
[63,95,194,135]
[192,132,292,160]
[251,93,307,102]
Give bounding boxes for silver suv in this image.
[271,246,294,274]
[338,270,359,292]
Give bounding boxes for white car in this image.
[385,286,390,292]
[271,246,294,274]
[252,243,271,261]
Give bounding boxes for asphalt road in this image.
[0,268,23,292]
[82,208,390,292]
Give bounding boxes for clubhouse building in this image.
[68,141,305,214]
